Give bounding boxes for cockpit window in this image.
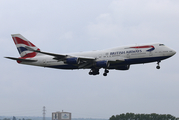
[159,44,165,46]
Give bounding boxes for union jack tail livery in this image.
[12,34,40,58]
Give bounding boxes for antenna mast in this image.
[43,106,46,120]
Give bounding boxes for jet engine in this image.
[95,60,110,68]
[116,65,130,70]
[65,57,80,64]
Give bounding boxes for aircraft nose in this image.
[173,50,176,55]
[170,49,176,56]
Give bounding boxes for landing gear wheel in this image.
[89,71,92,75]
[156,66,160,69]
[103,73,107,76]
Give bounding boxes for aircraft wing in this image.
[25,46,67,60]
[37,51,67,60]
[34,51,96,68]
[25,46,125,68]
[25,46,96,61]
[75,56,96,61]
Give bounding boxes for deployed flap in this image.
[78,62,93,69]
[5,57,37,62]
[76,56,96,61]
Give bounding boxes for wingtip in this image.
[4,57,11,59]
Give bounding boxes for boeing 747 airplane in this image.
[6,34,176,76]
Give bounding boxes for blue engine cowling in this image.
[95,60,110,68]
[116,65,130,70]
[65,57,80,64]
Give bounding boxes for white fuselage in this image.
[20,43,176,70]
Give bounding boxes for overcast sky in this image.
[1,0,179,118]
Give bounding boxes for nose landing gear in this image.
[156,61,161,69]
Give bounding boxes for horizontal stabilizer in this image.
[5,57,37,62]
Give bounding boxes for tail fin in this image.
[12,34,40,58]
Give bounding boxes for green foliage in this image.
[109,113,177,120]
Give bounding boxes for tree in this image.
[109,113,177,120]
[109,115,116,120]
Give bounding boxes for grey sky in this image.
[1,0,179,118]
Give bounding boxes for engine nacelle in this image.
[116,65,130,70]
[65,57,80,64]
[95,60,110,68]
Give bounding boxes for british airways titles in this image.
[110,50,143,55]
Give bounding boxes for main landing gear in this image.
[156,61,161,69]
[103,69,109,76]
[89,68,109,76]
[89,68,99,75]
